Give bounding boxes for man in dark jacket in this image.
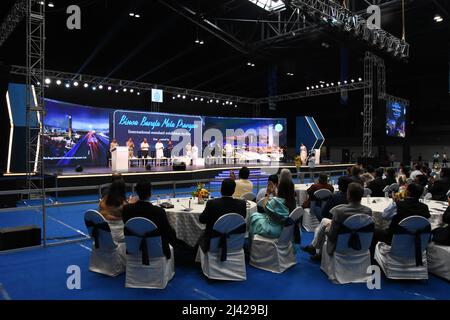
[321,176,352,220]
[198,178,247,252]
[428,168,450,201]
[367,168,386,197]
[122,180,177,247]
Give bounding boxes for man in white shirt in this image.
[141,138,149,165]
[191,144,199,164]
[225,142,234,164]
[410,163,422,181]
[155,139,164,166]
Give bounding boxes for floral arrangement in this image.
[394,188,407,200]
[192,183,210,199]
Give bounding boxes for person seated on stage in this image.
[99,179,127,221]
[432,196,450,246]
[122,180,177,247]
[197,179,247,252]
[301,183,372,261]
[383,167,397,186]
[376,183,430,246]
[302,174,334,209]
[256,174,279,203]
[231,166,254,198]
[250,169,297,239]
[126,137,135,159]
[427,168,450,201]
[321,176,352,220]
[361,165,375,185]
[367,168,386,197]
[347,166,363,186]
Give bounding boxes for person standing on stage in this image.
[166,138,174,158]
[140,138,149,166]
[126,138,134,159]
[186,142,192,164]
[191,144,199,164]
[155,139,164,166]
[300,143,308,166]
[108,138,118,167]
[225,142,234,164]
[443,152,448,168]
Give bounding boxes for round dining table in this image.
[153,197,257,247]
[361,197,448,230]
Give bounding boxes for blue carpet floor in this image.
[1,185,449,300]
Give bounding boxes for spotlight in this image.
[73,81,79,87]
[135,14,140,18]
[306,87,310,90]
[194,97,198,101]
[56,80,62,85]
[137,92,141,96]
[129,13,135,17]
[337,81,341,85]
[177,94,181,98]
[358,78,362,81]
[36,81,41,85]
[351,79,355,83]
[182,95,186,99]
[172,96,176,100]
[199,40,204,45]
[234,105,238,108]
[216,100,219,103]
[331,83,334,86]
[320,85,324,88]
[107,86,112,91]
[98,85,103,90]
[48,2,54,8]
[344,80,347,84]
[65,83,70,88]
[123,88,127,92]
[315,85,319,89]
[195,39,200,44]
[39,1,44,5]
[210,99,213,103]
[200,98,204,101]
[434,14,443,23]
[326,83,329,87]
[44,78,51,84]
[191,98,194,101]
[83,83,89,88]
[92,86,97,91]
[115,90,119,93]
[130,89,134,93]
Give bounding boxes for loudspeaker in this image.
[0,225,41,251]
[145,163,152,171]
[173,162,186,171]
[75,165,83,172]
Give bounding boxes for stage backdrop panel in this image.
[44,99,111,167]
[112,110,203,156]
[386,100,406,138]
[204,116,287,148]
[295,116,325,153]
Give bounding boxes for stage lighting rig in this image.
[247,0,286,12]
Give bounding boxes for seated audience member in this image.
[198,179,247,252]
[427,168,450,201]
[321,176,352,220]
[367,168,386,197]
[232,166,254,198]
[302,174,334,208]
[99,179,127,221]
[414,174,428,188]
[256,174,279,202]
[250,169,297,239]
[410,163,422,181]
[421,164,432,177]
[302,183,372,260]
[383,168,397,186]
[101,172,124,197]
[398,164,411,185]
[379,183,430,245]
[432,197,450,245]
[361,165,375,185]
[122,180,177,247]
[349,166,364,185]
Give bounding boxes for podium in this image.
[111,146,129,171]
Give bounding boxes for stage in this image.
[35,162,354,189]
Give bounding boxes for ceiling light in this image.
[65,83,70,88]
[107,86,112,91]
[129,13,135,17]
[434,14,443,23]
[135,14,140,18]
[48,2,54,8]
[177,94,181,98]
[200,98,204,101]
[83,83,89,88]
[358,78,363,81]
[182,95,186,99]
[123,88,127,92]
[73,81,79,87]
[44,78,51,84]
[216,100,219,103]
[130,89,134,93]
[137,92,141,96]
[115,90,119,93]
[99,85,103,90]
[92,86,97,91]
[56,80,62,85]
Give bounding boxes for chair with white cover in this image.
[303,189,332,231]
[427,242,450,281]
[124,217,175,289]
[250,207,303,273]
[321,214,374,284]
[446,189,450,198]
[198,213,247,281]
[241,192,257,202]
[363,188,372,197]
[84,210,125,276]
[374,216,431,280]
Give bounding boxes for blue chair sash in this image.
[337,223,375,251]
[209,224,246,262]
[84,219,111,249]
[124,227,171,265]
[393,224,431,266]
[284,217,301,244]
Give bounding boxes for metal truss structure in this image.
[10,65,257,104]
[0,0,26,47]
[289,0,409,58]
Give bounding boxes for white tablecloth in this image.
[362,197,448,230]
[153,197,257,247]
